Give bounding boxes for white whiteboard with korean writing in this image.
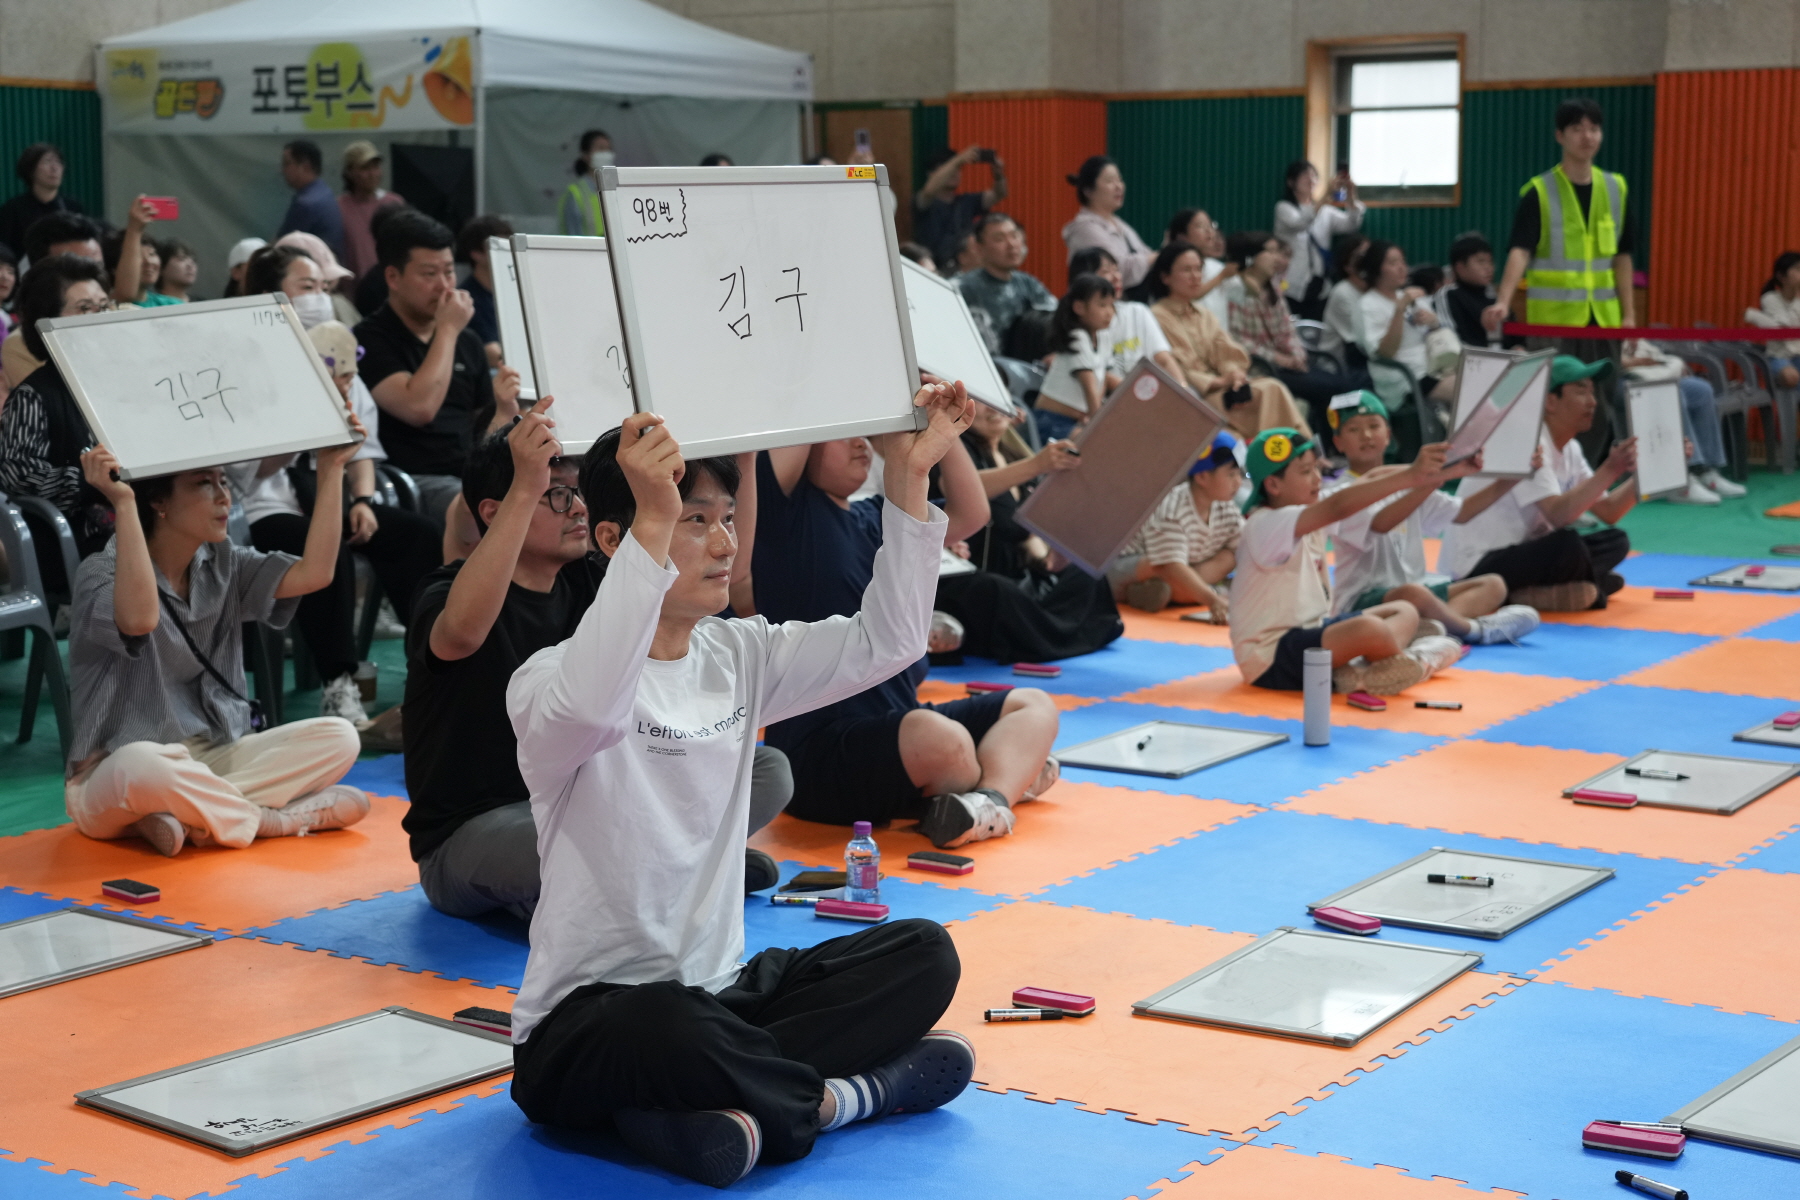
[487,237,537,404]
[1627,380,1687,501]
[511,235,633,454]
[39,295,352,480]
[599,164,922,458]
[900,256,1012,414]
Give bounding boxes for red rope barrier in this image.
[1501,323,1800,342]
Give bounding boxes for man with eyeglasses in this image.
[401,403,792,920]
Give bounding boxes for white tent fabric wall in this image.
[484,89,800,231]
[104,131,459,298]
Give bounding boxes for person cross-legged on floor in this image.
[64,430,371,857]
[506,389,980,1187]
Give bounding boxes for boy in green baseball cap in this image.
[1233,423,1481,694]
[1440,355,1638,611]
[1325,390,1541,644]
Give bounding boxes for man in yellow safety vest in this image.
[1484,97,1635,335]
[558,129,610,237]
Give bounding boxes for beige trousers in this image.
[66,717,360,849]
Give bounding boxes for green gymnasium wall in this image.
[0,84,104,218]
[1109,82,1654,274]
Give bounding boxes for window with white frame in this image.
[1334,49,1461,205]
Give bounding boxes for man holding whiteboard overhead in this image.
[356,210,520,524]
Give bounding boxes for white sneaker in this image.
[320,673,370,724]
[133,812,186,857]
[1412,618,1448,642]
[1021,757,1060,803]
[1408,635,1466,676]
[916,788,1015,848]
[1669,477,1721,505]
[1467,604,1541,645]
[1701,469,1747,498]
[260,785,370,838]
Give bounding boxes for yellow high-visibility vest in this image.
[558,177,605,237]
[1521,164,1627,327]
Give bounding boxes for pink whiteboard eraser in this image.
[1572,788,1638,808]
[1312,906,1381,935]
[1774,711,1800,730]
[1011,987,1096,1015]
[1746,565,1767,577]
[1012,663,1061,678]
[815,898,889,923]
[965,681,1014,695]
[1582,1121,1685,1159]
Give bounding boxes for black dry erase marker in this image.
[1614,1169,1687,1200]
[1603,1120,1683,1132]
[1136,734,1154,752]
[1625,767,1688,781]
[1414,700,1463,710]
[984,1008,1065,1022]
[1065,448,1081,457]
[1427,873,1494,887]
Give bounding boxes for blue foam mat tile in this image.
[0,886,228,939]
[1618,552,1765,590]
[745,863,1010,956]
[1247,979,1800,1197]
[250,885,529,990]
[1475,683,1800,760]
[1453,622,1714,680]
[222,1080,1229,1199]
[1033,810,1715,977]
[0,1158,148,1199]
[1052,701,1443,805]
[927,639,1236,698]
[342,752,408,798]
[0,888,85,924]
[1744,609,1800,642]
[1733,827,1800,875]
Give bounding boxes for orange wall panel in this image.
[948,97,1108,296]
[1650,69,1800,326]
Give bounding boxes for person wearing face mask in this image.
[276,230,360,326]
[337,141,405,283]
[559,130,612,238]
[231,245,442,724]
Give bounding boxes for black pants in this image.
[1274,364,1371,435]
[511,919,961,1164]
[250,506,442,679]
[1467,526,1631,609]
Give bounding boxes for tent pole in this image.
[803,102,815,160]
[472,37,486,214]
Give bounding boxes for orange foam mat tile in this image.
[750,783,1253,897]
[1117,608,1234,647]
[1537,866,1800,1020]
[1618,636,1800,699]
[1540,586,1800,636]
[947,902,1522,1139]
[1287,740,1800,864]
[0,937,511,1199]
[915,678,1097,712]
[1128,1144,1527,1200]
[0,795,418,932]
[1122,667,1598,738]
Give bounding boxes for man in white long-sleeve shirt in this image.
[506,387,977,1189]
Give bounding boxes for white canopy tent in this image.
[97,0,813,287]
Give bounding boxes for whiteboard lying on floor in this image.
[0,908,211,999]
[1691,563,1800,591]
[1132,927,1483,1046]
[512,235,634,454]
[1306,847,1614,939]
[39,295,355,479]
[487,237,537,403]
[599,164,922,458]
[77,1007,513,1156]
[1056,721,1288,778]
[1668,1030,1800,1158]
[900,257,1011,414]
[1562,749,1799,814]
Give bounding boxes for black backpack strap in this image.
[157,590,266,730]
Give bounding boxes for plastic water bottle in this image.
[846,821,880,903]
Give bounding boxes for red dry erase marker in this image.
[1583,1121,1685,1159]
[908,850,974,875]
[101,878,159,904]
[1012,987,1096,1015]
[1311,906,1381,935]
[1572,788,1638,808]
[1346,691,1386,712]
[1653,590,1694,600]
[815,898,889,923]
[965,681,1014,696]
[1013,663,1061,678]
[1775,711,1800,731]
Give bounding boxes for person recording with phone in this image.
[914,145,1008,269]
[1274,160,1363,320]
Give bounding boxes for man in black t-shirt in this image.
[356,209,520,524]
[405,408,791,919]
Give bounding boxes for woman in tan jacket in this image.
[1148,241,1313,440]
